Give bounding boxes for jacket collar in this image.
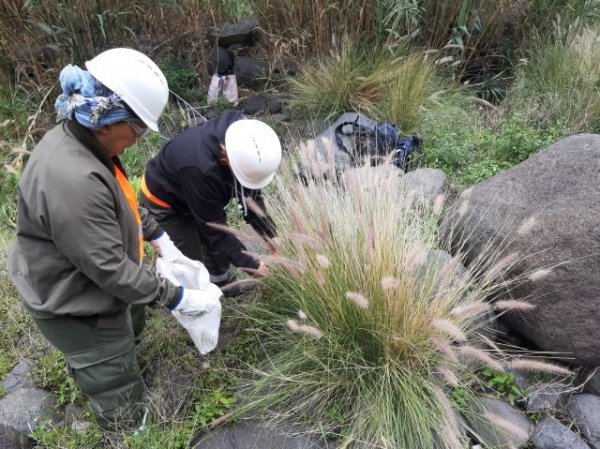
[66,120,115,175]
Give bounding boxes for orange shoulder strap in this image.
[114,165,144,264]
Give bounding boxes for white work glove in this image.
[171,285,223,317]
[150,232,185,262]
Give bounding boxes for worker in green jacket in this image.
[8,48,221,431]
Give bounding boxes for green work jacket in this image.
[9,121,181,317]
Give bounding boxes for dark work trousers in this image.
[140,195,236,285]
[31,305,146,430]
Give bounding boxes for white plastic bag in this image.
[156,257,222,355]
[157,257,210,291]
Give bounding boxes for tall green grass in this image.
[288,42,439,131]
[239,160,567,448]
[510,27,600,132]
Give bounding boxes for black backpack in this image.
[334,117,421,170]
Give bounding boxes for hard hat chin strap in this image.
[233,176,248,216]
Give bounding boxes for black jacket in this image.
[145,110,276,270]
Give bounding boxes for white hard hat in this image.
[225,119,282,189]
[85,48,168,131]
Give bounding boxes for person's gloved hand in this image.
[170,284,223,317]
[150,231,185,262]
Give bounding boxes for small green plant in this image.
[30,418,104,449]
[480,368,527,406]
[450,386,471,413]
[31,350,81,406]
[193,388,236,427]
[207,95,237,118]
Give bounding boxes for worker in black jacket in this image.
[141,110,281,288]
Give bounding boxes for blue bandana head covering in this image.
[54,64,136,130]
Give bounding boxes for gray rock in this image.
[233,56,269,89]
[239,94,285,116]
[0,388,58,434]
[1,360,33,394]
[532,416,590,449]
[64,403,89,432]
[216,17,260,47]
[194,421,327,449]
[441,134,600,365]
[527,383,569,413]
[207,46,233,76]
[400,168,449,211]
[566,394,600,449]
[468,396,533,448]
[0,425,33,449]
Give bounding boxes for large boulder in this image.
[441,134,600,365]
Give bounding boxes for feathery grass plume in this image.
[461,187,473,199]
[431,336,458,363]
[438,365,459,386]
[517,216,536,235]
[478,333,505,356]
[315,254,331,269]
[440,423,464,449]
[432,194,446,216]
[483,412,531,441]
[297,310,307,320]
[494,300,536,312]
[219,278,259,294]
[508,359,572,376]
[432,385,459,432]
[287,319,323,340]
[451,301,490,319]
[528,268,552,282]
[381,276,401,290]
[435,56,454,65]
[292,233,321,250]
[346,291,369,310]
[261,255,306,281]
[207,221,245,239]
[243,195,266,217]
[485,252,520,280]
[459,345,504,372]
[433,319,467,343]
[406,244,428,272]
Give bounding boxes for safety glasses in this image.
[128,120,151,140]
